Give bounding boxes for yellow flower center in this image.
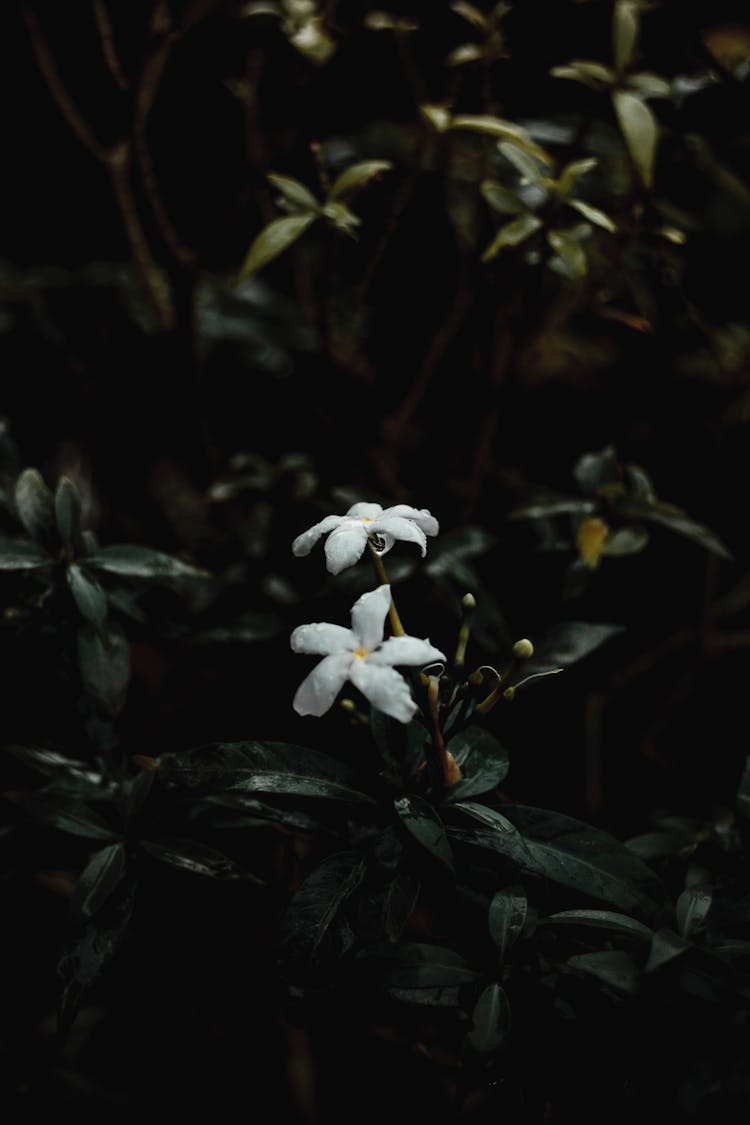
[352,647,369,660]
[577,517,609,569]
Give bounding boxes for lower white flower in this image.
[292,502,439,574]
[291,584,445,723]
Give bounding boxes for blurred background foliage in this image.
[2,0,750,1120]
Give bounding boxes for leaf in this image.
[482,214,542,261]
[548,229,588,279]
[5,745,101,786]
[488,884,528,960]
[468,982,511,1053]
[737,755,750,820]
[70,842,126,922]
[602,526,650,556]
[321,201,361,236]
[444,726,509,802]
[14,468,56,547]
[613,0,640,73]
[5,792,118,840]
[383,869,421,941]
[67,564,108,635]
[237,213,317,282]
[267,172,319,212]
[556,158,598,198]
[676,886,712,938]
[141,839,255,880]
[480,179,526,215]
[231,771,375,803]
[327,161,392,202]
[550,60,615,88]
[645,927,691,973]
[86,544,208,581]
[509,493,597,520]
[357,941,478,988]
[450,1,489,30]
[568,950,639,993]
[447,43,484,66]
[626,71,671,98]
[498,140,546,181]
[523,621,624,677]
[54,477,83,553]
[573,445,620,495]
[77,622,130,717]
[613,498,731,560]
[625,830,693,860]
[452,117,551,162]
[394,796,454,873]
[612,89,658,188]
[0,537,51,570]
[539,908,653,942]
[569,199,617,232]
[281,851,366,966]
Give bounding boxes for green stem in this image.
[367,540,405,636]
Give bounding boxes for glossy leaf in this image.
[612,89,658,188]
[5,791,118,840]
[444,726,509,802]
[737,755,750,820]
[14,468,56,547]
[573,445,620,495]
[498,141,546,181]
[358,941,478,988]
[468,982,511,1052]
[676,886,712,938]
[54,477,83,552]
[488,884,528,960]
[569,199,616,232]
[0,537,51,570]
[394,796,454,872]
[539,908,652,942]
[556,158,598,197]
[383,869,421,941]
[550,60,615,88]
[77,623,130,717]
[67,564,108,634]
[87,544,208,580]
[568,950,639,993]
[614,497,731,559]
[327,161,392,202]
[231,771,375,803]
[141,839,254,880]
[523,621,624,678]
[281,851,366,965]
[237,213,317,282]
[71,842,126,922]
[645,927,691,973]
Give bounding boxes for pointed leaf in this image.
[267,172,319,212]
[71,842,126,922]
[384,869,421,941]
[450,1,489,30]
[77,622,130,717]
[482,214,542,260]
[328,161,392,201]
[568,949,639,993]
[539,908,653,942]
[468,982,511,1052]
[54,477,84,553]
[612,89,658,188]
[480,179,526,215]
[444,726,509,802]
[230,771,375,803]
[645,927,691,972]
[86,544,208,581]
[574,445,621,495]
[488,884,528,960]
[5,792,118,840]
[498,140,546,181]
[141,839,254,880]
[357,941,478,988]
[0,537,51,570]
[613,0,640,73]
[557,158,598,198]
[569,199,616,232]
[626,71,671,98]
[394,796,454,872]
[676,886,712,938]
[14,468,56,547]
[237,213,317,281]
[548,229,588,278]
[67,564,108,634]
[550,60,615,88]
[281,851,366,965]
[614,497,731,559]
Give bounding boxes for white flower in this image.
[291,584,445,723]
[292,502,439,575]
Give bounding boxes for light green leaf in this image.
[498,141,546,182]
[420,104,452,132]
[267,173,319,212]
[327,160,392,202]
[569,199,617,232]
[450,1,489,30]
[550,60,615,89]
[612,89,658,188]
[482,213,542,260]
[557,158,598,198]
[447,43,484,66]
[547,229,588,278]
[321,201,361,237]
[480,179,526,215]
[613,0,640,73]
[626,71,671,98]
[237,213,317,281]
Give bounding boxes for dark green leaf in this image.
[54,477,83,553]
[524,621,624,677]
[0,537,51,570]
[71,842,126,922]
[509,494,597,520]
[468,982,511,1053]
[327,160,392,201]
[645,927,691,973]
[394,795,454,873]
[357,941,478,988]
[141,839,255,880]
[676,886,712,938]
[614,497,731,559]
[737,755,750,820]
[67,564,108,634]
[161,740,367,796]
[539,909,653,942]
[237,213,317,281]
[573,446,620,496]
[5,745,101,785]
[625,830,693,860]
[444,726,509,802]
[5,791,118,840]
[384,869,421,941]
[281,851,366,965]
[14,468,56,547]
[231,771,375,803]
[87,544,208,581]
[488,884,527,960]
[77,623,130,717]
[568,950,639,993]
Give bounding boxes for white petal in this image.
[346,502,383,519]
[380,505,439,537]
[350,584,391,650]
[324,524,370,574]
[292,515,344,557]
[292,653,353,716]
[350,661,417,723]
[369,636,447,667]
[291,623,356,655]
[370,516,427,555]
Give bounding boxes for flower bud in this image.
[512,638,534,659]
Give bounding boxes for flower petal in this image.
[346,502,384,519]
[324,524,369,574]
[370,516,427,555]
[380,506,439,537]
[291,623,356,655]
[350,584,391,650]
[369,636,447,667]
[292,652,353,716]
[350,661,416,723]
[292,515,344,557]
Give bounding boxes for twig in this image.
[92,0,129,91]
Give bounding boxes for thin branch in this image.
[92,0,129,91]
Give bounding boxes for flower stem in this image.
[367,540,405,636]
[426,677,462,787]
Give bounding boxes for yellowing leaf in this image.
[612,89,658,188]
[327,160,393,201]
[570,198,617,232]
[237,213,317,282]
[482,213,542,261]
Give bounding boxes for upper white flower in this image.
[291,584,445,723]
[292,502,439,575]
